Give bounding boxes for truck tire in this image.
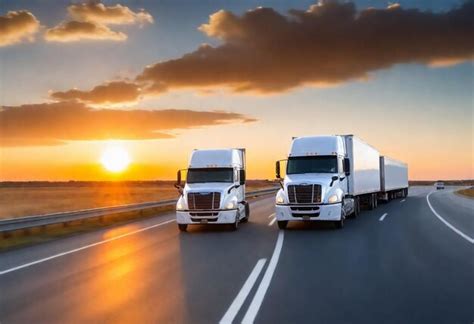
[368,194,375,210]
[277,221,288,229]
[178,224,188,232]
[231,215,239,231]
[241,202,250,223]
[374,194,378,208]
[349,197,360,219]
[334,217,344,229]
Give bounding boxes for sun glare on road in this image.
[100,145,131,172]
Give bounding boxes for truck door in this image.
[338,157,349,192]
[236,168,245,203]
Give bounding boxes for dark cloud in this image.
[0,10,40,47]
[136,0,474,93]
[0,102,256,147]
[50,81,141,105]
[44,20,127,42]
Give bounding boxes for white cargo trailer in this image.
[346,136,381,197]
[379,156,408,200]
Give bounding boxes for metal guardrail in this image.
[0,188,279,234]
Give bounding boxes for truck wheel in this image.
[374,195,378,208]
[368,194,375,210]
[241,202,250,223]
[231,216,239,231]
[277,221,288,230]
[334,218,344,229]
[178,224,188,232]
[349,197,359,219]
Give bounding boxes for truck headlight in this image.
[328,194,340,204]
[225,201,236,209]
[176,198,186,210]
[275,190,285,205]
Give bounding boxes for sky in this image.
[0,0,472,181]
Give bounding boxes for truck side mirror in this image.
[276,161,281,179]
[174,170,183,190]
[344,158,351,176]
[239,169,246,185]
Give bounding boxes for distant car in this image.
[435,181,445,190]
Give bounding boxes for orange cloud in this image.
[44,20,127,42]
[68,2,153,26]
[0,102,255,147]
[50,81,141,105]
[135,1,474,93]
[45,2,153,43]
[0,10,40,47]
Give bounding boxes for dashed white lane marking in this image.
[426,191,473,244]
[219,259,267,324]
[379,213,388,221]
[268,217,277,226]
[268,213,275,218]
[242,231,284,323]
[400,199,406,203]
[0,219,176,276]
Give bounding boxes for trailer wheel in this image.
[368,194,376,210]
[277,221,288,230]
[178,224,188,232]
[353,197,360,218]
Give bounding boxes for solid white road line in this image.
[268,213,275,218]
[268,217,277,226]
[0,219,176,276]
[400,199,406,203]
[242,231,284,324]
[426,191,473,244]
[219,259,267,324]
[379,213,388,221]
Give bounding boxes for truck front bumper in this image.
[176,209,239,225]
[275,203,342,221]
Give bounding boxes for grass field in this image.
[456,187,474,199]
[0,180,277,219]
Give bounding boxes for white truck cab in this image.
[275,136,353,229]
[175,149,249,231]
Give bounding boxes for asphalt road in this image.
[0,186,472,323]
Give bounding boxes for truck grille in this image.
[188,192,221,210]
[287,184,322,204]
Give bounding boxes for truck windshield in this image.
[187,168,234,183]
[287,156,337,174]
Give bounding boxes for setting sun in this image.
[100,145,131,172]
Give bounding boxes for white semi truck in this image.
[275,135,408,229]
[175,148,249,231]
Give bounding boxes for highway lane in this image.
[1,187,473,323]
[257,186,473,323]
[428,188,474,237]
[0,195,278,323]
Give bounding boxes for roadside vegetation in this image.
[0,180,276,219]
[456,187,474,199]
